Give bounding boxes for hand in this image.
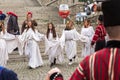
[45,67,61,80]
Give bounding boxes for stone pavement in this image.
[6,56,83,80]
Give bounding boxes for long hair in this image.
[65,20,74,30]
[26,20,35,32]
[84,19,90,28]
[0,21,5,34]
[46,22,56,39]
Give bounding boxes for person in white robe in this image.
[0,22,17,67]
[80,19,95,57]
[60,20,87,65]
[45,22,63,67]
[18,21,44,69]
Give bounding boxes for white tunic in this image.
[61,28,84,60]
[0,30,17,67]
[18,28,44,68]
[81,26,95,57]
[45,32,64,63]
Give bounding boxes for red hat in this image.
[0,11,3,14]
[7,12,17,17]
[27,12,32,17]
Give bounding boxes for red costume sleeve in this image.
[69,56,90,80]
[91,26,101,45]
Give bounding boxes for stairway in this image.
[0,0,83,62]
[0,0,41,7]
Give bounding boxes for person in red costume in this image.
[91,15,106,51]
[21,12,37,34]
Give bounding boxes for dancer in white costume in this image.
[0,22,17,67]
[18,21,44,69]
[45,22,63,67]
[61,20,87,65]
[81,19,95,57]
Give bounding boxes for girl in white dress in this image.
[18,21,44,69]
[0,22,8,67]
[0,22,17,67]
[45,22,63,67]
[61,20,84,65]
[81,19,95,57]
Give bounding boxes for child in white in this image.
[45,22,63,67]
[61,20,86,65]
[18,21,44,69]
[81,19,95,57]
[0,22,17,67]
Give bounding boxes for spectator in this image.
[45,67,63,80]
[0,66,18,80]
[0,11,6,21]
[84,4,91,15]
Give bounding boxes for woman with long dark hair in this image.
[46,22,56,40]
[45,22,64,67]
[18,20,44,69]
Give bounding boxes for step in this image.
[8,50,82,63]
[0,0,41,7]
[0,6,62,24]
[8,51,48,63]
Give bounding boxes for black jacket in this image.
[7,15,20,35]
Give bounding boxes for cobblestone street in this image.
[6,56,83,80]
